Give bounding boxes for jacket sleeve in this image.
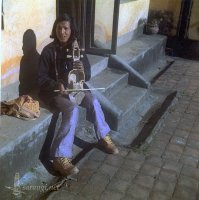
[38,47,60,91]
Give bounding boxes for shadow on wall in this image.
[19,29,40,99]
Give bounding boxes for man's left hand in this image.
[75,61,84,70]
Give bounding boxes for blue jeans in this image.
[50,92,110,158]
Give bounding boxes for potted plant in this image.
[146,18,160,34]
[146,10,174,35]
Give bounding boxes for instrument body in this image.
[67,39,85,105]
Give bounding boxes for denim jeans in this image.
[50,91,110,158]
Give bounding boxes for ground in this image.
[36,57,199,199]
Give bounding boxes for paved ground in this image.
[45,57,199,200]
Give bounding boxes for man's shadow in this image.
[19,29,40,99]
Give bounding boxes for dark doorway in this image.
[177,0,193,39]
[56,0,86,47]
[167,0,199,60]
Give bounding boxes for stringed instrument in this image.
[54,39,105,100]
[66,39,86,105]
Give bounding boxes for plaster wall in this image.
[94,0,150,45]
[1,0,56,87]
[188,0,199,40]
[118,0,149,36]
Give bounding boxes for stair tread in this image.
[87,68,128,96]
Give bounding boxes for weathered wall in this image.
[94,0,115,45]
[1,0,56,87]
[188,0,199,40]
[94,0,150,46]
[118,0,149,36]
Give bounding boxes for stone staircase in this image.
[116,34,168,82]
[0,34,175,199]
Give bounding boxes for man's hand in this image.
[59,83,68,95]
[74,60,84,71]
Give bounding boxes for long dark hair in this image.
[50,13,79,45]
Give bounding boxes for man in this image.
[38,13,119,177]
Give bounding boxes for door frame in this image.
[85,0,120,56]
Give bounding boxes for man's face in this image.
[56,21,71,44]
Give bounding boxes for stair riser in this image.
[101,101,142,132]
[103,74,128,98]
[129,42,166,74]
[90,58,108,78]
[0,117,51,190]
[118,97,157,135]
[117,105,141,132]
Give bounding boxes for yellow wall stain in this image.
[2,73,19,88]
[1,56,21,75]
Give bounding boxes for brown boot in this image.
[98,135,119,154]
[53,157,79,176]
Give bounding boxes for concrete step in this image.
[90,84,147,131]
[142,58,171,82]
[0,106,96,198]
[90,81,174,147]
[87,54,108,78]
[0,108,52,196]
[109,85,147,131]
[111,87,174,146]
[117,34,167,78]
[87,67,128,98]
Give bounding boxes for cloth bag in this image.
[1,95,40,120]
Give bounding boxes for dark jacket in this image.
[38,41,91,104]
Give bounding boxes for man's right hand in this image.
[59,83,68,95]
